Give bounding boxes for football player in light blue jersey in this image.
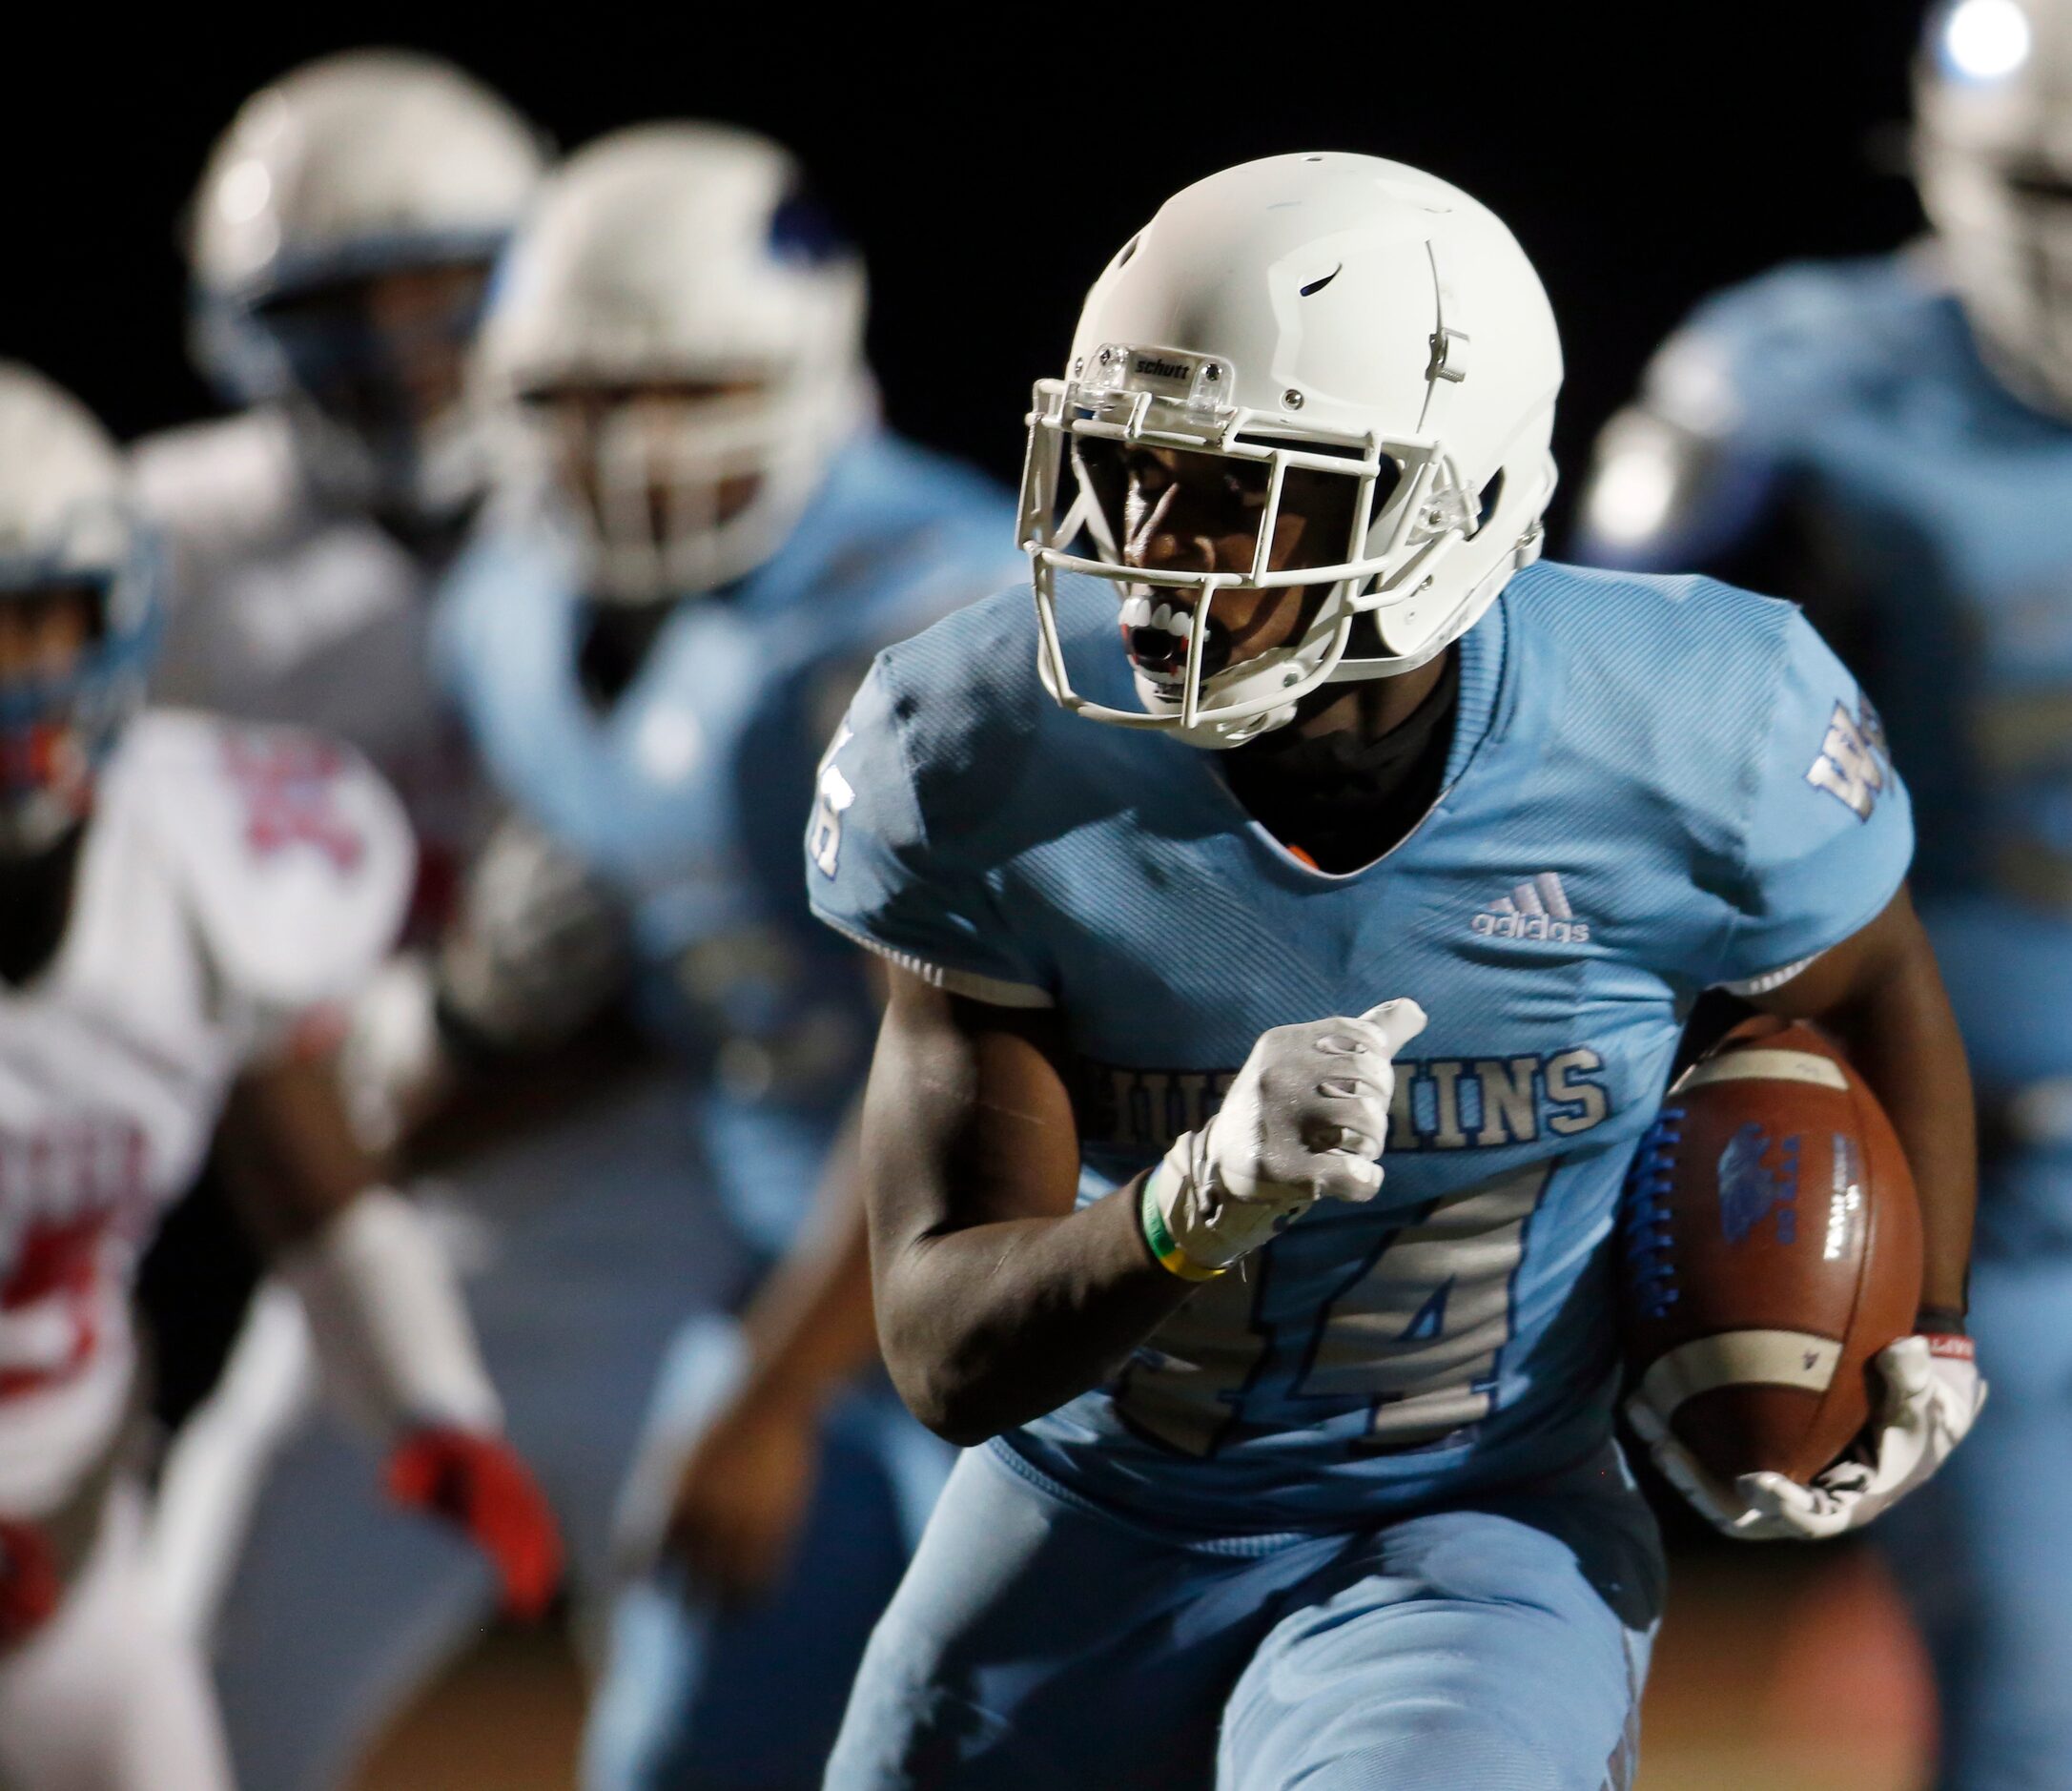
[1574,5,2072,1783]
[432,126,1020,1791]
[808,152,1987,1790]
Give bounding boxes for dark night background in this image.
[9,5,1928,544]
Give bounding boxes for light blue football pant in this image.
[583,1318,956,1791]
[1879,1248,2072,1791]
[826,1437,1664,1791]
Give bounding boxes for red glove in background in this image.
[0,1517,60,1648]
[385,1428,563,1621]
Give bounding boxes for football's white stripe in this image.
[1487,896,1517,916]
[1537,872,1573,919]
[1675,1049,1849,1093]
[1637,1329,1842,1417]
[1512,880,1546,916]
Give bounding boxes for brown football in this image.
[1620,1015,1923,1487]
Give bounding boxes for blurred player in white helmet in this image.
[133,46,546,896]
[0,361,560,1791]
[1574,5,2072,1782]
[162,120,1021,1791]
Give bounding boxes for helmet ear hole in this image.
[1475,468,1507,531]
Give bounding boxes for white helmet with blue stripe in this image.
[186,49,547,524]
[473,122,869,603]
[0,364,157,854]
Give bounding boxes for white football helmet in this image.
[1021,153,1561,749]
[187,49,547,523]
[1918,0,2072,415]
[475,122,869,603]
[0,365,158,854]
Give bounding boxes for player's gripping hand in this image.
[385,1427,564,1620]
[1144,999,1427,1279]
[0,1516,59,1648]
[656,1390,820,1610]
[1630,1333,1984,1541]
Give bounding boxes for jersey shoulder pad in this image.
[1507,563,1912,983]
[129,409,305,566]
[807,585,1060,1003]
[869,582,1055,819]
[112,710,415,1013]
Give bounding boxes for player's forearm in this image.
[876,1173,1190,1447]
[1820,962,1976,1319]
[1756,892,1977,1319]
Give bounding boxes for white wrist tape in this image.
[277,1187,502,1437]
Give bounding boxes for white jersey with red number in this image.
[131,410,483,933]
[0,711,412,1514]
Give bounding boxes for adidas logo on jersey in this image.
[1470,873,1590,943]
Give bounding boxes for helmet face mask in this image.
[0,576,153,856]
[0,360,161,862]
[1022,334,1540,748]
[1020,155,1561,751]
[235,257,500,523]
[513,367,857,606]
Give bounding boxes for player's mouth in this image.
[1118,593,1233,688]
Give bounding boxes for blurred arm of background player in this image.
[214,1027,563,1620]
[348,812,886,1605]
[645,1098,883,1606]
[339,812,643,1156]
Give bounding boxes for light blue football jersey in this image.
[808,563,1912,1529]
[1579,254,2072,1213]
[435,431,1020,1256]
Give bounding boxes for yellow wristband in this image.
[1140,1169,1226,1283]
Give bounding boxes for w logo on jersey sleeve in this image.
[1805,696,1891,821]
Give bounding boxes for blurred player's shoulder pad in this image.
[129,408,309,567]
[1581,252,1951,568]
[1648,252,1951,443]
[812,432,1025,651]
[113,710,414,1014]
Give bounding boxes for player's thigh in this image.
[1219,1476,1661,1791]
[584,1352,950,1791]
[0,1488,234,1791]
[827,1443,1302,1791]
[1881,1250,2072,1787]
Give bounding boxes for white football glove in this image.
[1144,999,1427,1277]
[1628,1333,1984,1541]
